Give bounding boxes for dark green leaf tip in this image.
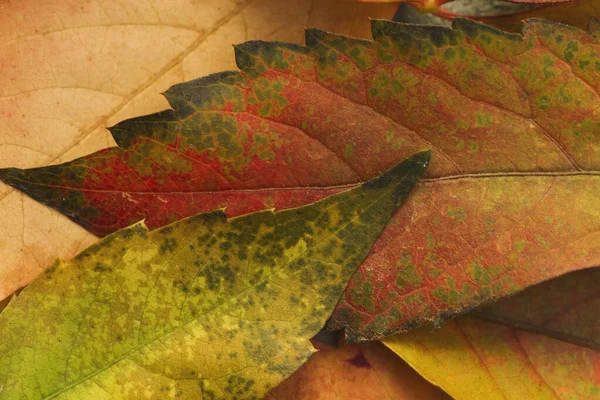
[363,150,430,202]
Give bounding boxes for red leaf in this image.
[3,18,600,340]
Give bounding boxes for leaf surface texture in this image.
[3,18,600,340]
[0,0,396,300]
[0,152,429,399]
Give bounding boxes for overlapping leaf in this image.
[475,267,600,351]
[0,0,397,301]
[380,269,600,398]
[384,315,600,399]
[265,339,450,400]
[3,18,600,341]
[0,152,428,399]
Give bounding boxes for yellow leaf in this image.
[0,0,397,299]
[384,316,600,399]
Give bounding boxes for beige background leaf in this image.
[0,0,397,298]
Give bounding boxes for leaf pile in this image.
[4,16,600,342]
[2,1,600,399]
[0,153,428,398]
[0,0,398,302]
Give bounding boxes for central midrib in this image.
[3,170,600,196]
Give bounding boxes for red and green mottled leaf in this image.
[265,339,450,400]
[3,18,600,341]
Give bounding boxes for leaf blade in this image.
[0,0,397,301]
[3,18,600,341]
[383,315,600,400]
[0,152,429,399]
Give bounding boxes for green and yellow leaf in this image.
[0,151,429,399]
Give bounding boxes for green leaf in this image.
[0,151,429,400]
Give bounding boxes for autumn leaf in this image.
[383,315,600,399]
[3,17,600,342]
[474,267,600,351]
[381,269,600,399]
[0,151,429,399]
[265,339,450,400]
[0,0,397,300]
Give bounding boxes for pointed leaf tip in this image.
[364,149,431,203]
[0,167,31,195]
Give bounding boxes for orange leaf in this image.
[266,340,451,400]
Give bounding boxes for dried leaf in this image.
[4,18,600,341]
[0,151,429,399]
[383,315,600,399]
[0,0,397,299]
[475,267,600,351]
[0,20,600,341]
[265,339,451,400]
